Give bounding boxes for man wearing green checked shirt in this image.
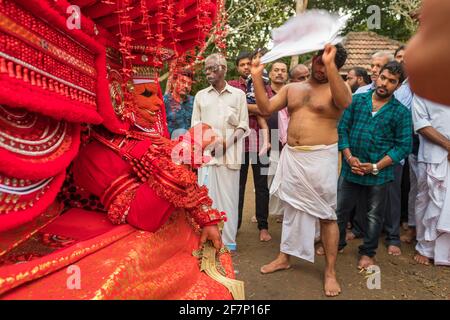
[337,61,412,270]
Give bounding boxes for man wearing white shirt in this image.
[412,96,450,265]
[192,53,250,251]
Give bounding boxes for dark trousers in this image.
[350,194,367,238]
[238,151,269,230]
[337,177,389,257]
[383,164,403,247]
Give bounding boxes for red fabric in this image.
[0,208,234,300]
[41,208,117,240]
[127,183,174,232]
[0,172,66,233]
[72,138,176,232]
[0,75,102,125]
[0,124,81,180]
[72,140,132,197]
[1,0,107,124]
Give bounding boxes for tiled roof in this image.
[340,31,404,74]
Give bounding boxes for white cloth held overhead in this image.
[261,10,350,64]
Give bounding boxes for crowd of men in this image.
[163,41,450,297]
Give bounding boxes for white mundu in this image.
[270,143,338,263]
[413,96,450,265]
[192,83,249,249]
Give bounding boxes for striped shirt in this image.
[338,90,412,185]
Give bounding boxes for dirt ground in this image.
[233,171,450,300]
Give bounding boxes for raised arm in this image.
[322,44,352,110]
[251,58,288,116]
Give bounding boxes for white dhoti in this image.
[415,159,450,265]
[198,165,240,249]
[270,144,338,263]
[267,148,284,216]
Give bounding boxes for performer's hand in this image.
[200,225,223,251]
[251,55,265,78]
[322,44,337,68]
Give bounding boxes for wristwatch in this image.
[372,163,379,175]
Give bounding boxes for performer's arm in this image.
[251,59,288,116]
[322,44,352,110]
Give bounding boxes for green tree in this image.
[308,0,419,42]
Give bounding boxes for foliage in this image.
[167,0,421,94]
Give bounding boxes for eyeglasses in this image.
[204,64,223,73]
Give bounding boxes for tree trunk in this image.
[290,0,308,70]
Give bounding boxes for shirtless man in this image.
[251,44,352,297]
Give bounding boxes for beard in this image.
[375,86,391,99]
[350,83,359,93]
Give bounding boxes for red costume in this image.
[0,0,242,299]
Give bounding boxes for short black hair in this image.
[316,43,348,69]
[269,60,287,72]
[394,45,406,58]
[379,61,406,84]
[235,51,251,66]
[351,67,371,85]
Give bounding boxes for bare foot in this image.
[276,215,283,223]
[400,228,416,243]
[324,272,341,297]
[387,245,402,256]
[259,229,272,242]
[345,230,356,241]
[251,215,257,223]
[414,253,431,266]
[260,254,291,274]
[358,255,375,270]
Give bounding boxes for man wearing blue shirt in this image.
[164,71,195,139]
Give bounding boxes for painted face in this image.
[133,82,163,128]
